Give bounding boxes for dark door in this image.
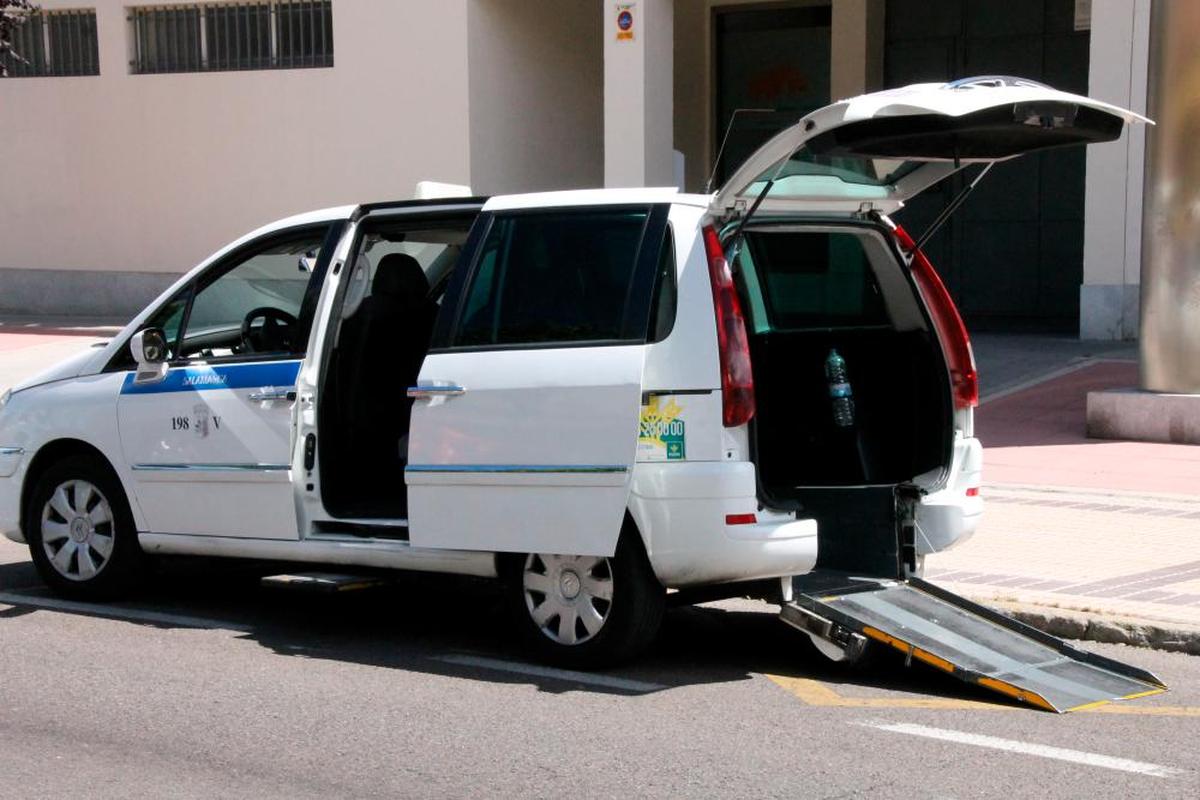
[713,5,832,187]
[884,0,1090,331]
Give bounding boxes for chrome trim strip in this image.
[132,463,290,472]
[405,464,628,474]
[407,385,466,398]
[0,447,24,456]
[248,386,294,402]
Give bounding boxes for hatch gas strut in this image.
[906,162,994,256]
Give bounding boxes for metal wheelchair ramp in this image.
[781,573,1166,713]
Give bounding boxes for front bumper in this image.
[0,447,26,543]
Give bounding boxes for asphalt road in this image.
[1,538,1197,800]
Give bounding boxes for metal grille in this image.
[1,9,100,78]
[130,2,333,74]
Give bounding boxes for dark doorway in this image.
[713,5,831,187]
[885,0,1091,332]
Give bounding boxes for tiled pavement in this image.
[0,317,122,392]
[928,357,1200,632]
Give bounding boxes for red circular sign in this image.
[617,10,633,31]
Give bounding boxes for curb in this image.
[983,599,1200,656]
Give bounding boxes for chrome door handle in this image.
[407,385,466,398]
[249,386,296,402]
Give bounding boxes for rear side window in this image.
[453,208,664,347]
[736,230,887,332]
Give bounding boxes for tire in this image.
[24,454,144,600]
[503,530,666,670]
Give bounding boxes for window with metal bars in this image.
[130,1,333,74]
[0,9,100,77]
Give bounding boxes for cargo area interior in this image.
[732,223,952,571]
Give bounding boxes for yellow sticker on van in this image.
[638,396,686,461]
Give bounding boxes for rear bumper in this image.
[915,435,983,554]
[629,461,818,588]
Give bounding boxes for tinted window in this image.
[455,210,653,347]
[737,230,888,330]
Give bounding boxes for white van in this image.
[0,80,1163,706]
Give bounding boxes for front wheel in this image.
[25,454,144,599]
[505,531,665,669]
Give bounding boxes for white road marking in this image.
[0,590,252,633]
[860,721,1184,778]
[435,654,667,693]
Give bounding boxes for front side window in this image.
[454,209,659,348]
[138,230,325,364]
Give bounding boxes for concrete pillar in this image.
[830,0,884,102]
[604,0,674,187]
[1139,0,1200,393]
[1079,0,1150,340]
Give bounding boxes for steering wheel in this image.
[240,307,298,353]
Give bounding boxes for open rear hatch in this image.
[712,76,1151,220]
[718,78,1160,711]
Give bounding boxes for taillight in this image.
[894,226,978,409]
[702,225,755,427]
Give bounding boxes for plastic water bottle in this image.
[825,348,855,427]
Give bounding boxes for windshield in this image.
[743,149,923,202]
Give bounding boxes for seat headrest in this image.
[373,253,429,300]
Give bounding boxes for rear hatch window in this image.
[736,230,888,333]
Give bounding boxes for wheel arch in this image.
[21,438,125,538]
[493,510,654,581]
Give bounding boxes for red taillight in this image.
[966,487,980,497]
[894,226,978,409]
[702,225,756,427]
[725,513,758,525]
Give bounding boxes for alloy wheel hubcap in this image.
[40,480,115,582]
[523,554,614,646]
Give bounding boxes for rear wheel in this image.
[505,531,665,669]
[25,454,144,599]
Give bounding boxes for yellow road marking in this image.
[765,675,1200,716]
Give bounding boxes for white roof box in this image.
[414,181,474,200]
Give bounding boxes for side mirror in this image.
[130,328,169,384]
[298,250,317,273]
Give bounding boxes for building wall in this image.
[0,0,473,316]
[1080,0,1150,340]
[672,0,880,194]
[467,0,603,194]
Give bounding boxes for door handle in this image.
[249,386,296,402]
[407,385,466,399]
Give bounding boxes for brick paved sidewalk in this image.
[0,318,122,393]
[928,359,1200,639]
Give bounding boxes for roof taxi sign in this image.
[615,3,635,41]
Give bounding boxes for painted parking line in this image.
[434,654,667,693]
[859,721,1185,778]
[0,590,253,633]
[766,675,1200,717]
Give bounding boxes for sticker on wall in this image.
[615,3,635,41]
[638,396,686,461]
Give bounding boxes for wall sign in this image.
[616,3,635,42]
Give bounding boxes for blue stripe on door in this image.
[121,360,301,395]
